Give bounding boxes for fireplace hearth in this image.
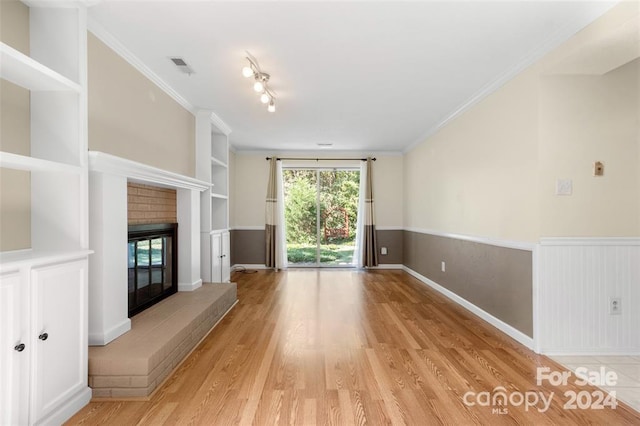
[128,223,178,317]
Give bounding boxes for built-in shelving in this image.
[0,42,81,92]
[211,157,227,168]
[195,111,231,282]
[0,151,83,174]
[0,249,93,273]
[0,3,92,424]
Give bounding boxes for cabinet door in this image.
[221,231,230,282]
[211,233,222,282]
[30,259,87,422]
[0,272,29,426]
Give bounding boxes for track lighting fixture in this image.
[242,51,277,112]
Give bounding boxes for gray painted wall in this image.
[403,231,533,337]
[231,228,533,337]
[231,229,403,266]
[230,229,265,265]
[376,230,403,264]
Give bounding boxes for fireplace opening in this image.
[128,223,178,317]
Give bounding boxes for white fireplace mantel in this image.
[87,151,208,346]
[88,151,211,191]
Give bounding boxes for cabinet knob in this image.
[39,333,49,341]
[14,343,25,352]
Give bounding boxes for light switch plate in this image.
[556,179,573,196]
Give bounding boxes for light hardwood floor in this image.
[68,269,640,425]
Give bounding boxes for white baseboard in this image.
[89,318,131,346]
[178,279,203,292]
[403,266,535,351]
[367,264,404,270]
[545,350,640,357]
[36,386,92,426]
[232,264,269,271]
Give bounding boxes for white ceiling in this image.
[87,1,616,153]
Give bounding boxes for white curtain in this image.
[265,158,287,270]
[275,160,287,270]
[353,160,367,268]
[354,158,378,268]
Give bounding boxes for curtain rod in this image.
[265,157,376,161]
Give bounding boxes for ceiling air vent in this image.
[169,57,194,75]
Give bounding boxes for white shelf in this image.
[0,151,82,174]
[211,193,228,199]
[0,248,92,273]
[0,42,80,92]
[211,157,227,168]
[210,228,229,234]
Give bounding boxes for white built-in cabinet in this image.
[196,112,232,282]
[1,257,89,425]
[0,1,91,424]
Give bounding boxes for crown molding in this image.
[87,16,197,116]
[210,111,232,136]
[402,2,617,154]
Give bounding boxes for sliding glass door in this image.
[283,168,360,267]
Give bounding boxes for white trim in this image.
[36,387,92,426]
[403,265,535,350]
[210,112,232,136]
[366,264,403,270]
[232,264,268,271]
[87,17,196,115]
[89,318,131,346]
[532,244,541,354]
[230,226,265,231]
[404,227,535,251]
[402,2,616,155]
[376,226,404,231]
[178,279,203,292]
[546,350,640,357]
[540,237,640,246]
[0,249,92,273]
[89,151,210,191]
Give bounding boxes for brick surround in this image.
[88,283,237,399]
[127,183,177,225]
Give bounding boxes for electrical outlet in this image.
[441,261,446,272]
[380,247,388,255]
[610,297,622,315]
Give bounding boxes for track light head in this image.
[243,51,278,112]
[242,66,253,78]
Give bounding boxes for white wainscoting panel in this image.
[538,238,640,355]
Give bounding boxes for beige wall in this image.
[232,154,269,228]
[231,153,403,229]
[228,150,236,228]
[404,2,640,242]
[0,0,31,251]
[371,155,403,228]
[404,67,540,242]
[87,33,195,177]
[539,60,639,237]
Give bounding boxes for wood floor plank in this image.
[67,269,640,425]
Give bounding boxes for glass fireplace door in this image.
[127,224,177,317]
